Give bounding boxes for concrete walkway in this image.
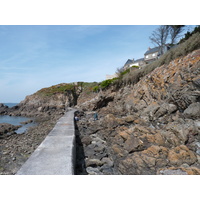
[16,108,76,175]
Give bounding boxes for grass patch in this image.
[79,82,99,94]
[36,83,76,96]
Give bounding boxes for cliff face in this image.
[76,49,200,175]
[7,83,79,118]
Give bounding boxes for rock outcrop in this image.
[0,123,22,139]
[6,83,79,118]
[75,49,200,175]
[0,103,8,115]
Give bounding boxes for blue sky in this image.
[0,25,195,102]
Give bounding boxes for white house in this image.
[144,45,170,64]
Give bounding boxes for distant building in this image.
[144,45,170,64]
[123,59,135,70]
[109,44,171,80]
[132,58,145,67]
[123,57,145,70]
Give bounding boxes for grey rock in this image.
[196,149,200,155]
[81,136,92,146]
[85,158,102,167]
[184,102,200,119]
[168,104,178,113]
[159,169,188,175]
[94,144,105,152]
[194,121,200,128]
[94,152,108,160]
[100,166,114,175]
[101,157,114,167]
[124,136,144,153]
[193,78,200,87]
[84,148,95,158]
[86,167,103,175]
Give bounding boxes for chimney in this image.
[148,47,151,50]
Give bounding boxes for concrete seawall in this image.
[16,108,76,175]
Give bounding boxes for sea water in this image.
[0,115,35,134]
[3,103,18,108]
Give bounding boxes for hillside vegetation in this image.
[94,31,200,91]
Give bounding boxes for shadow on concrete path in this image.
[75,121,88,175]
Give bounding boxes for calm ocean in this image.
[0,103,35,134]
[3,103,18,107]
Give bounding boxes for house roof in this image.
[124,59,134,66]
[144,47,160,55]
[133,58,144,63]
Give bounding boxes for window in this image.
[152,53,155,57]
[146,55,149,58]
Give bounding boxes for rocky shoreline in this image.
[0,114,63,175]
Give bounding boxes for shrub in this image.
[92,85,100,92]
[100,79,113,89]
[80,82,99,94]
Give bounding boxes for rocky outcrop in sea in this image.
[0,103,8,115]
